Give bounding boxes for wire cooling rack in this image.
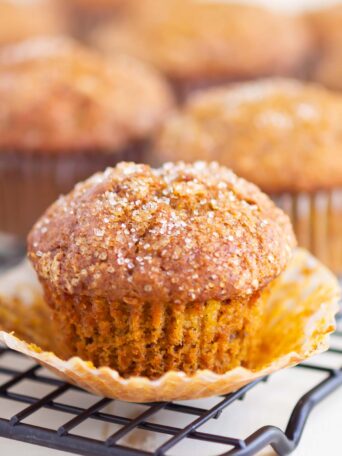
[0,315,341,456]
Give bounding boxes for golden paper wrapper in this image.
[273,189,342,275]
[0,249,340,402]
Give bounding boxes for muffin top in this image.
[0,37,173,154]
[28,162,296,305]
[92,0,312,83]
[0,0,63,46]
[156,79,342,193]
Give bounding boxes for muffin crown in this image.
[157,79,342,192]
[92,0,312,81]
[28,162,296,304]
[0,37,173,153]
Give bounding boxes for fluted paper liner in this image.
[0,249,340,402]
[272,189,342,275]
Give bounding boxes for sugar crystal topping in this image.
[28,161,296,304]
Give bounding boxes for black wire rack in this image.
[0,315,341,456]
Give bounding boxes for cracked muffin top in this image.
[28,161,296,305]
[0,37,173,154]
[92,0,312,83]
[156,79,342,193]
[0,0,64,46]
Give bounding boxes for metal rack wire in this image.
[0,317,341,456]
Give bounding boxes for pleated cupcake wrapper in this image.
[0,248,340,402]
[0,143,147,237]
[272,189,342,275]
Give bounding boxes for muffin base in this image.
[0,248,339,401]
[272,189,342,275]
[0,142,147,237]
[43,289,262,379]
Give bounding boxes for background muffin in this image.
[156,79,342,273]
[92,0,312,99]
[0,0,64,46]
[306,5,342,90]
[28,161,296,379]
[0,37,173,237]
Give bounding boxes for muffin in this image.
[0,37,173,237]
[306,5,342,90]
[28,161,296,379]
[0,0,63,46]
[92,0,312,99]
[156,79,342,273]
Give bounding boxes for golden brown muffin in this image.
[156,78,342,273]
[0,0,64,46]
[92,0,312,99]
[0,37,173,236]
[28,161,296,379]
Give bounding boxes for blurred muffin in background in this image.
[91,0,313,100]
[306,5,342,90]
[0,37,174,237]
[156,79,342,273]
[0,0,64,46]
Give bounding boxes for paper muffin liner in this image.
[272,189,342,275]
[0,143,146,238]
[41,288,262,378]
[0,248,340,402]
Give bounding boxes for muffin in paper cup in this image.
[91,0,313,101]
[155,79,342,274]
[0,37,174,237]
[0,247,339,402]
[27,161,297,380]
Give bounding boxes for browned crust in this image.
[0,37,174,154]
[92,0,313,83]
[28,161,296,304]
[156,79,342,193]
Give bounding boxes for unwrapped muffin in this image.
[0,0,64,46]
[156,79,342,273]
[92,0,312,99]
[0,37,173,237]
[28,161,296,379]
